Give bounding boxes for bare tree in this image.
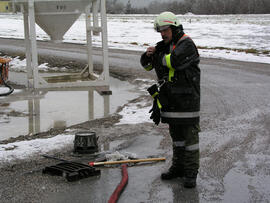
[106,0,270,14]
[190,0,270,14]
[106,0,124,14]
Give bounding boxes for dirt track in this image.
[0,38,270,202]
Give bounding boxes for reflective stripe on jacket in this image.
[140,32,200,125]
[162,34,189,81]
[159,33,200,124]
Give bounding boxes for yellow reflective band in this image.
[144,65,153,71]
[165,54,175,81]
[152,93,162,108]
[157,99,162,109]
[152,92,158,98]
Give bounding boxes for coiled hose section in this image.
[0,63,14,97]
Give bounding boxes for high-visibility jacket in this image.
[140,32,200,124]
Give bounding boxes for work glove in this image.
[140,52,152,69]
[147,84,159,97]
[147,84,161,125]
[149,98,160,125]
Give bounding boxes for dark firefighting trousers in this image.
[169,123,200,175]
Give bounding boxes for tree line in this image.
[106,0,270,14]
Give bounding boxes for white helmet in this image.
[154,11,181,32]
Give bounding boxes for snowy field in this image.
[0,13,270,64]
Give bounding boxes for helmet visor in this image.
[155,25,170,32]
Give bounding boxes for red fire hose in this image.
[108,164,128,203]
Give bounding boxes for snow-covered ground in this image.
[0,13,269,163]
[0,13,270,64]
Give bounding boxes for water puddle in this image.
[0,72,140,141]
[42,134,166,203]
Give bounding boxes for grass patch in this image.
[130,42,138,45]
[244,49,257,54]
[197,46,270,55]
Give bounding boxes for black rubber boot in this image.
[161,146,184,180]
[161,164,184,180]
[184,171,197,188]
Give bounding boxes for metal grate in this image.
[43,161,100,181]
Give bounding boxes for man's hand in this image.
[146,46,156,57]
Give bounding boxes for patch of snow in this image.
[117,101,152,125]
[9,57,63,72]
[0,88,21,95]
[0,87,11,94]
[0,133,74,164]
[199,49,270,64]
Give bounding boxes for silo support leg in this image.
[85,4,94,75]
[22,5,33,89]
[28,0,39,89]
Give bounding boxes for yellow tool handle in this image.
[90,157,166,166]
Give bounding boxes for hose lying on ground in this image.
[108,164,128,203]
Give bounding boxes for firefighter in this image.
[140,11,200,188]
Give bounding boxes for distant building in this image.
[0,1,12,13]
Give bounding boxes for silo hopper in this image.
[13,0,91,42]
